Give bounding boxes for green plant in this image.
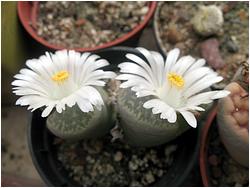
[116,47,229,147]
[13,50,116,140]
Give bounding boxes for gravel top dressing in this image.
[55,135,178,186]
[36,1,149,48]
[156,2,248,87]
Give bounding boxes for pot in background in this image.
[153,2,166,56]
[199,105,218,186]
[17,2,157,52]
[28,46,201,186]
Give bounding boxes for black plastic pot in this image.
[28,46,201,186]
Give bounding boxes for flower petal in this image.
[42,104,55,117]
[143,99,177,123]
[183,67,213,90]
[164,48,180,74]
[151,51,165,86]
[118,62,156,87]
[172,55,196,75]
[125,53,155,83]
[187,90,230,106]
[179,110,197,128]
[183,75,223,98]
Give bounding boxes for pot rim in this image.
[199,104,218,187]
[153,2,168,56]
[17,1,157,52]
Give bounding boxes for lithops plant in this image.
[217,62,249,167]
[116,47,230,147]
[12,50,116,140]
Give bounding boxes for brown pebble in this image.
[75,19,86,26]
[208,154,220,166]
[238,9,247,21]
[200,38,225,69]
[165,26,183,44]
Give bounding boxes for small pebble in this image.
[114,151,123,162]
[208,154,220,166]
[165,26,183,44]
[129,161,138,171]
[226,39,239,53]
[144,171,155,184]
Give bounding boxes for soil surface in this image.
[156,2,249,87]
[53,79,177,186]
[55,135,178,186]
[207,124,249,186]
[36,1,149,48]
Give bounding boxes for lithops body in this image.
[217,82,249,167]
[117,88,189,147]
[47,87,115,140]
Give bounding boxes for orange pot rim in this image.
[17,1,157,52]
[199,104,218,186]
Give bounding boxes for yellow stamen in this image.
[52,70,69,82]
[167,73,184,88]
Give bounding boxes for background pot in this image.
[28,46,201,186]
[17,2,157,52]
[199,104,218,186]
[153,2,166,56]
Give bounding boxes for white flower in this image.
[116,47,230,128]
[12,50,116,117]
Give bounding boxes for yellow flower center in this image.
[52,70,69,82]
[167,73,184,88]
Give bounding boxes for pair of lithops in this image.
[13,48,230,147]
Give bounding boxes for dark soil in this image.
[207,123,249,186]
[156,2,249,87]
[36,1,149,48]
[54,135,178,186]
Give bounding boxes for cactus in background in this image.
[192,5,224,37]
[13,50,116,140]
[217,62,249,167]
[116,47,229,147]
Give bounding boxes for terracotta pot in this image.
[199,104,218,186]
[17,2,157,52]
